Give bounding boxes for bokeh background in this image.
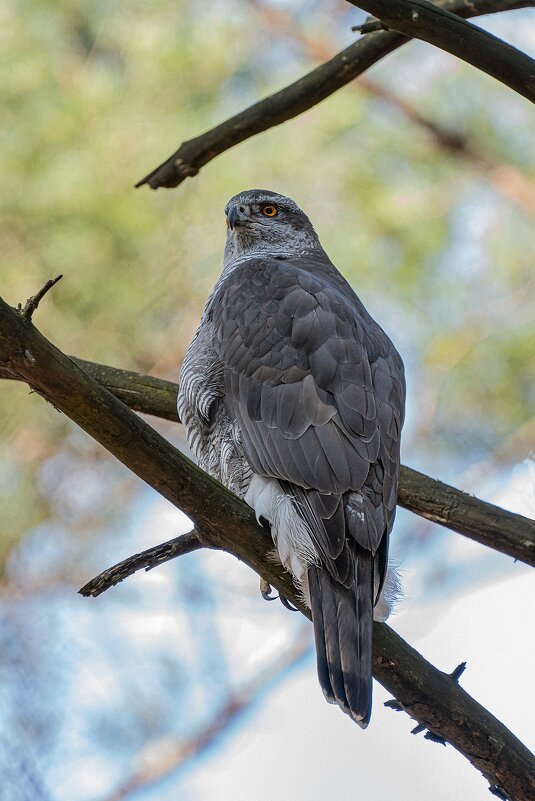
[1,1,534,800]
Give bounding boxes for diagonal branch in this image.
[251,0,535,218]
[347,0,535,102]
[135,0,532,190]
[1,295,534,799]
[3,354,532,566]
[79,530,204,597]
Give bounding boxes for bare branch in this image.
[1,296,534,797]
[80,458,535,594]
[398,465,535,567]
[0,355,180,421]
[3,353,531,566]
[353,0,535,33]
[79,530,204,597]
[135,0,532,190]
[346,0,535,102]
[353,16,389,33]
[18,275,63,321]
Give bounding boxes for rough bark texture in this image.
[79,530,204,596]
[347,0,535,102]
[135,0,533,190]
[1,295,534,800]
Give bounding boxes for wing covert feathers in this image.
[210,252,405,727]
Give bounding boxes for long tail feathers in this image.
[308,549,374,728]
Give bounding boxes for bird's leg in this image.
[257,516,298,610]
[260,577,278,601]
[259,578,298,611]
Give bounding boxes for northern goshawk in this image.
[178,190,405,726]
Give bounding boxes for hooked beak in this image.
[227,205,249,230]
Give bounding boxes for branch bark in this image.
[79,530,204,597]
[3,353,532,567]
[347,0,535,102]
[135,0,533,190]
[1,295,534,799]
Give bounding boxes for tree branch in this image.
[135,0,532,190]
[398,466,534,566]
[347,0,535,103]
[0,357,180,421]
[3,353,532,566]
[252,0,535,214]
[1,295,534,799]
[354,0,535,32]
[79,530,204,597]
[80,458,535,598]
[18,274,63,321]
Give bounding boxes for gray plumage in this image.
[178,190,405,727]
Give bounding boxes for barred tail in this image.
[308,548,374,727]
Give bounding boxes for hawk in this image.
[178,190,405,726]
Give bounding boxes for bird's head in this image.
[223,189,320,263]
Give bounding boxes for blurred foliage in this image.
[0,0,534,798]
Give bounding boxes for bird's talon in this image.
[260,578,278,601]
[280,595,299,611]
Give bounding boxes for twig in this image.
[2,354,533,566]
[79,530,204,597]
[18,275,63,321]
[353,16,388,33]
[346,0,535,102]
[1,296,534,798]
[135,0,532,189]
[451,661,467,681]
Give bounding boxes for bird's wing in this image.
[210,255,405,580]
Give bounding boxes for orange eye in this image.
[261,204,278,217]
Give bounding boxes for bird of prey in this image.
[178,189,405,727]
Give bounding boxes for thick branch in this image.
[1,296,534,799]
[347,0,535,102]
[0,357,180,421]
[398,466,535,565]
[135,0,532,189]
[355,0,535,31]
[3,354,532,566]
